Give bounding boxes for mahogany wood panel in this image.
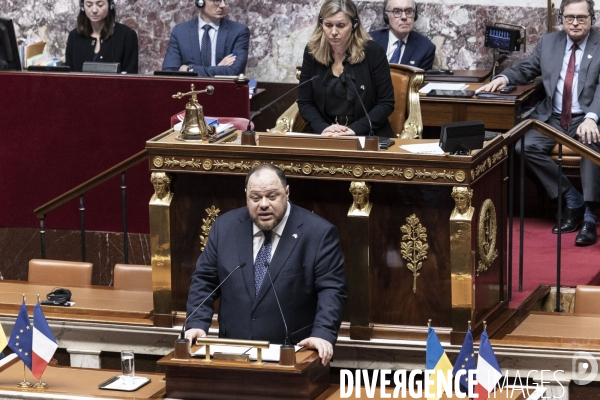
[159,350,329,400]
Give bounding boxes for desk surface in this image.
[0,281,154,326]
[0,354,165,399]
[317,384,524,399]
[420,82,541,130]
[505,312,600,348]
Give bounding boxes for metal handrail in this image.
[503,119,600,309]
[34,149,148,263]
[34,149,148,218]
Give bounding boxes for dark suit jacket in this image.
[369,29,435,71]
[297,41,395,137]
[502,30,600,122]
[161,17,249,77]
[65,23,139,74]
[186,204,347,346]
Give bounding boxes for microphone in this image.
[344,73,374,136]
[179,262,247,341]
[264,261,296,366]
[243,75,320,135]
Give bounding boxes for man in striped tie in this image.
[185,164,347,366]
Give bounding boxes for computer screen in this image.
[0,17,22,71]
[484,25,521,52]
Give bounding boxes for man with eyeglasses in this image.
[481,0,600,246]
[162,0,249,77]
[369,0,435,70]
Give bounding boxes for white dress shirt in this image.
[386,31,407,63]
[198,17,220,67]
[551,34,597,122]
[252,202,291,262]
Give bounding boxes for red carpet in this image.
[509,218,600,307]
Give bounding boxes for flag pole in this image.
[33,294,49,389]
[17,294,31,388]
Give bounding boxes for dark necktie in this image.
[390,40,403,64]
[201,25,212,67]
[560,43,578,130]
[253,231,272,296]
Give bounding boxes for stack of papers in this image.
[400,143,445,155]
[419,83,468,94]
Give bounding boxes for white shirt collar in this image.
[198,16,220,31]
[389,30,409,46]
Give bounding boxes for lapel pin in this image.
[588,54,593,59]
[360,85,365,90]
[410,60,415,65]
[292,234,298,239]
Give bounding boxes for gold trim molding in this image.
[400,214,429,294]
[477,199,498,275]
[199,205,220,252]
[470,146,508,180]
[154,156,466,183]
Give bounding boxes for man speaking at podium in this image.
[185,164,348,365]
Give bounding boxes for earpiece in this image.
[80,0,115,12]
[318,15,360,30]
[196,0,205,8]
[383,0,419,25]
[558,0,595,24]
[46,288,72,303]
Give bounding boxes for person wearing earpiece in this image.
[369,0,435,70]
[297,0,395,137]
[480,0,600,246]
[161,0,249,77]
[65,0,139,73]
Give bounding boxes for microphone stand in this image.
[345,74,379,151]
[241,75,320,146]
[173,262,247,360]
[264,262,295,366]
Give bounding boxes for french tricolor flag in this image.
[32,302,58,380]
[474,329,502,400]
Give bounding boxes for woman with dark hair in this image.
[298,0,395,137]
[65,0,138,73]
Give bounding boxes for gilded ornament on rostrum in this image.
[199,206,221,252]
[400,214,429,294]
[153,156,164,168]
[477,199,498,275]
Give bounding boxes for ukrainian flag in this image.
[426,327,454,400]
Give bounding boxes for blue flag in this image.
[452,329,477,393]
[8,302,33,370]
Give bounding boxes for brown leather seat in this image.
[269,64,424,138]
[113,264,152,292]
[575,285,600,314]
[28,259,93,287]
[550,144,580,177]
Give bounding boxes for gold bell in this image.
[172,84,215,141]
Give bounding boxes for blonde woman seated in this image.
[297,0,395,137]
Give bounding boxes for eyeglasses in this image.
[210,0,226,5]
[385,8,415,18]
[563,14,591,23]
